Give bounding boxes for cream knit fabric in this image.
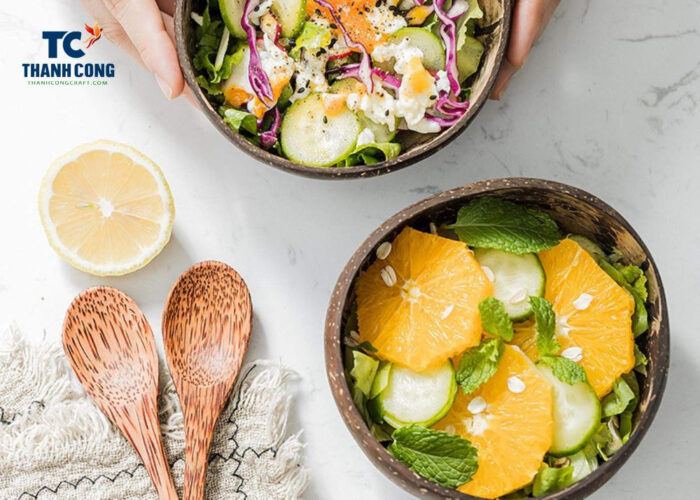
[0,324,309,499]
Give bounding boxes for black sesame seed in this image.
[429,94,437,100]
[388,5,397,11]
[315,8,322,15]
[323,116,328,124]
[385,110,390,116]
[375,0,381,6]
[297,87,306,93]
[330,23,338,29]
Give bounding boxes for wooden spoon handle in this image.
[181,384,230,500]
[118,400,179,500]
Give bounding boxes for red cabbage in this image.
[329,63,401,90]
[425,113,462,128]
[242,0,274,106]
[311,0,374,92]
[260,107,281,147]
[433,0,461,96]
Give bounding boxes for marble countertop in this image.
[1,0,699,498]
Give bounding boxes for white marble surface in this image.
[1,1,699,498]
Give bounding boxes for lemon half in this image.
[39,140,175,276]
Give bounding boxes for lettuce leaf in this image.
[338,142,401,166]
[601,376,636,418]
[388,425,478,488]
[567,442,599,482]
[290,21,332,60]
[532,463,574,497]
[220,107,258,134]
[350,351,379,397]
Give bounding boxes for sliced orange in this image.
[356,227,492,372]
[307,0,400,52]
[511,238,635,397]
[434,345,553,499]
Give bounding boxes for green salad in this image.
[190,0,486,167]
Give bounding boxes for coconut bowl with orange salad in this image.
[326,180,668,499]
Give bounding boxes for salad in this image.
[344,197,649,498]
[190,0,486,167]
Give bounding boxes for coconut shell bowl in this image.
[325,178,669,498]
[175,0,512,179]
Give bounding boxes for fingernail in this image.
[156,75,173,99]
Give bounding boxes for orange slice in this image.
[511,238,635,397]
[434,345,553,499]
[356,227,492,372]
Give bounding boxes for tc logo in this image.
[43,25,101,59]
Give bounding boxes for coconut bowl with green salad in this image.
[175,0,511,178]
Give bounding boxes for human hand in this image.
[81,0,185,100]
[491,0,560,99]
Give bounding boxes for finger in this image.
[81,0,144,64]
[104,0,184,99]
[490,0,560,99]
[156,0,175,16]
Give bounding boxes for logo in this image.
[22,24,114,86]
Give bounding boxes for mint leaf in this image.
[449,198,562,254]
[538,355,587,385]
[478,298,514,341]
[532,464,574,496]
[601,376,636,418]
[388,425,478,488]
[530,296,560,356]
[349,351,379,397]
[456,338,504,394]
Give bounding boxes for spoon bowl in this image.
[62,287,178,500]
[163,261,253,500]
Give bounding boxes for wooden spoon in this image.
[62,287,178,500]
[162,261,253,500]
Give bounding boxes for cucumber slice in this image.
[271,0,306,38]
[219,0,247,39]
[538,365,601,457]
[330,78,397,142]
[387,27,445,72]
[280,93,360,167]
[474,248,545,321]
[373,361,457,428]
[457,36,484,82]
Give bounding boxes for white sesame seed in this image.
[467,396,487,415]
[573,293,594,310]
[441,304,454,320]
[343,336,359,347]
[429,222,438,234]
[509,287,529,304]
[561,346,583,362]
[482,266,495,283]
[376,241,392,260]
[380,265,397,287]
[349,330,360,341]
[507,376,526,393]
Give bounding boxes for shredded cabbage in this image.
[242,0,274,105]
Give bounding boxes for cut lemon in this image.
[39,140,174,276]
[356,227,493,372]
[434,345,553,499]
[511,238,635,397]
